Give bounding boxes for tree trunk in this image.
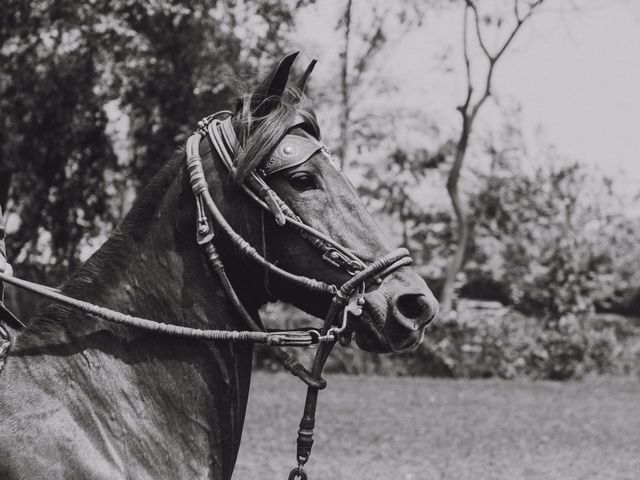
[439,211,470,314]
[437,0,545,315]
[338,0,352,169]
[439,119,471,314]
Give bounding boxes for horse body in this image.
[0,146,258,479]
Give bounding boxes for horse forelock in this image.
[232,86,320,183]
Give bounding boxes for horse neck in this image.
[23,151,266,343]
[12,153,262,477]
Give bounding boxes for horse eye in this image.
[288,172,318,191]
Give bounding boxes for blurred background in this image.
[1,1,639,477]
[3,0,638,380]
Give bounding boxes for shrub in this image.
[256,301,640,380]
[416,304,640,380]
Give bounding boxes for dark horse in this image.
[0,53,438,479]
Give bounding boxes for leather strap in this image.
[218,116,326,176]
[261,132,322,176]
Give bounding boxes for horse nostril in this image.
[397,294,428,319]
[394,293,438,331]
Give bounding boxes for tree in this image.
[465,120,640,322]
[0,0,304,286]
[331,0,433,169]
[0,0,118,278]
[439,0,546,314]
[337,0,353,169]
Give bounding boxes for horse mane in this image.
[68,155,184,291]
[21,155,185,342]
[232,86,320,182]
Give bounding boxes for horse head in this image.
[214,52,439,353]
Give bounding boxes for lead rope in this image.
[288,251,411,479]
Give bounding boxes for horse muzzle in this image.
[353,268,438,353]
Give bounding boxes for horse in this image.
[0,52,438,479]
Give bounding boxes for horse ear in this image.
[295,59,317,93]
[251,51,299,116]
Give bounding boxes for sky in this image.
[495,1,640,182]
[292,0,640,195]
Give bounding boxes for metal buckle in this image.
[326,284,365,342]
[266,329,323,347]
[322,249,362,275]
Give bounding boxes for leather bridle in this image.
[187,111,412,478]
[0,110,414,480]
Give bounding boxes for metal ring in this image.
[307,329,322,344]
[288,467,307,480]
[325,328,339,341]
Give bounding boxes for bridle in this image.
[0,110,413,479]
[188,111,412,478]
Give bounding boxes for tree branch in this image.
[440,0,546,313]
[458,4,473,116]
[492,1,543,63]
[467,0,544,65]
[465,0,491,60]
[469,0,545,122]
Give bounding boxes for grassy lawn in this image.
[234,372,640,480]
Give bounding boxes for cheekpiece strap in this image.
[219,117,240,155]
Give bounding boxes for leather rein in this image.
[0,111,412,479]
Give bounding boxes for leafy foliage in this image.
[258,301,640,380]
[468,140,640,322]
[1,0,118,276]
[2,1,638,379]
[419,303,640,380]
[0,0,302,281]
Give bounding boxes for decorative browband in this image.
[261,134,323,175]
[216,116,326,176]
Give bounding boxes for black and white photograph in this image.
[0,1,638,479]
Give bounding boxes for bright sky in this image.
[292,0,640,194]
[496,1,640,182]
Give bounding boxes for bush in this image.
[256,301,640,380]
[413,303,640,380]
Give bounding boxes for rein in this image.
[0,111,413,479]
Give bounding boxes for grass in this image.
[234,372,640,479]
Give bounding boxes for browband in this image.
[262,133,323,175]
[217,116,327,176]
